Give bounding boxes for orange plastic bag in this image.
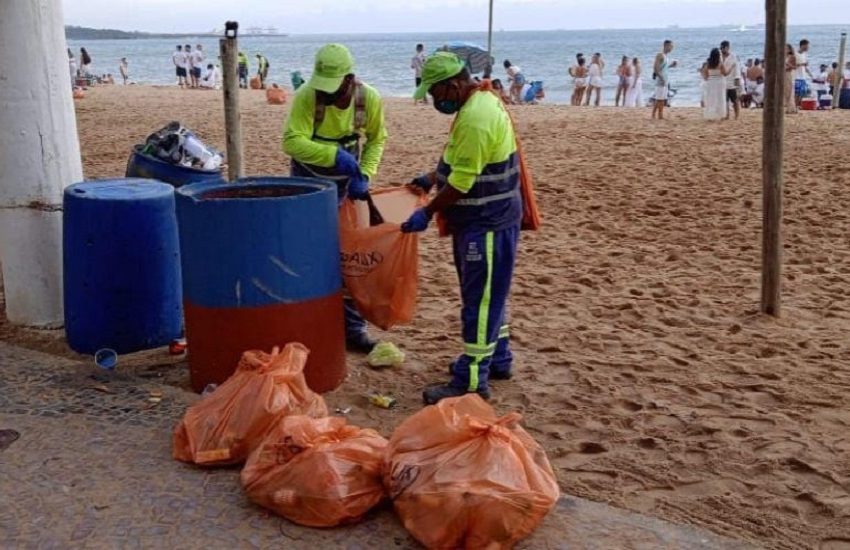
[241,415,388,527]
[249,75,262,89]
[172,343,328,466]
[266,84,287,104]
[338,187,426,330]
[384,395,559,549]
[72,88,85,100]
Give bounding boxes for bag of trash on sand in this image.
[384,394,559,549]
[339,187,426,330]
[172,343,327,466]
[241,415,388,527]
[266,84,287,104]
[139,121,224,171]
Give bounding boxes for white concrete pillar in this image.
[0,1,83,327]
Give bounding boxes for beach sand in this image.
[3,85,850,548]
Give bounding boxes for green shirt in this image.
[443,91,516,193]
[282,83,388,180]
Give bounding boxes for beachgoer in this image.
[503,60,525,104]
[68,49,77,86]
[492,78,511,104]
[282,44,387,354]
[199,63,219,89]
[411,44,427,104]
[405,51,523,405]
[753,77,765,107]
[703,48,730,121]
[795,39,813,105]
[571,55,588,106]
[785,44,798,114]
[745,58,762,95]
[625,57,642,107]
[256,53,270,89]
[827,62,838,95]
[652,40,677,120]
[615,56,630,106]
[813,64,829,100]
[720,41,741,120]
[173,45,187,88]
[844,61,850,89]
[184,45,194,87]
[585,53,604,107]
[237,51,249,88]
[190,45,205,88]
[80,47,92,77]
[119,57,129,85]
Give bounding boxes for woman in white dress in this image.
[584,53,605,106]
[625,57,643,107]
[702,48,730,121]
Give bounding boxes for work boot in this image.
[448,362,513,380]
[422,384,491,406]
[346,332,377,354]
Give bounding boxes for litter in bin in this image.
[241,415,388,527]
[172,343,328,466]
[139,121,224,171]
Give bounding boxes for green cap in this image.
[414,52,466,100]
[307,44,355,93]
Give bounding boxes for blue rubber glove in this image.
[410,174,434,193]
[347,173,369,201]
[401,207,432,233]
[334,148,360,179]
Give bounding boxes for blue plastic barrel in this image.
[125,146,223,187]
[175,177,346,393]
[64,179,183,354]
[840,88,850,109]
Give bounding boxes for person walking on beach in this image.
[119,57,129,85]
[256,53,270,89]
[282,43,387,354]
[794,39,813,106]
[702,48,730,121]
[80,47,92,77]
[172,45,187,88]
[584,53,604,106]
[404,51,523,405]
[615,56,630,107]
[652,40,677,120]
[785,44,798,114]
[237,51,249,88]
[625,57,643,107]
[720,41,740,120]
[571,56,588,106]
[503,60,525,104]
[411,44,427,104]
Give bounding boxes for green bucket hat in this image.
[414,52,466,100]
[307,44,354,93]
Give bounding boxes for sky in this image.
[62,0,849,35]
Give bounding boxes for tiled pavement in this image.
[0,343,752,549]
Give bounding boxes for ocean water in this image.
[68,25,847,106]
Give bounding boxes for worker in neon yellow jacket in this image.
[283,43,388,354]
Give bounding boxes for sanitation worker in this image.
[403,52,522,405]
[283,43,388,353]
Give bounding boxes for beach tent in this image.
[437,42,494,75]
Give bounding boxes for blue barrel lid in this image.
[177,177,335,202]
[66,178,174,201]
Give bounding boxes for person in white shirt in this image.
[190,44,205,89]
[812,64,829,100]
[652,40,678,120]
[503,59,526,104]
[172,45,187,88]
[411,44,427,104]
[720,40,740,120]
[199,63,219,89]
[584,53,605,107]
[794,39,813,105]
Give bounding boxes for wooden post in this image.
[220,21,243,181]
[761,0,786,316]
[833,32,847,109]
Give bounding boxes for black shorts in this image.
[726,89,738,102]
[239,66,248,78]
[176,67,187,77]
[192,67,202,78]
[415,77,422,86]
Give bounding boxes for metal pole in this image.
[220,22,244,181]
[833,32,847,109]
[486,0,494,78]
[761,0,786,317]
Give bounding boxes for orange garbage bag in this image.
[241,415,388,527]
[72,88,85,100]
[338,187,427,330]
[384,395,560,549]
[249,75,262,89]
[172,343,328,466]
[266,84,287,104]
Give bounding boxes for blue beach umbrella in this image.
[437,41,495,75]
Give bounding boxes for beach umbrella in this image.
[437,41,494,75]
